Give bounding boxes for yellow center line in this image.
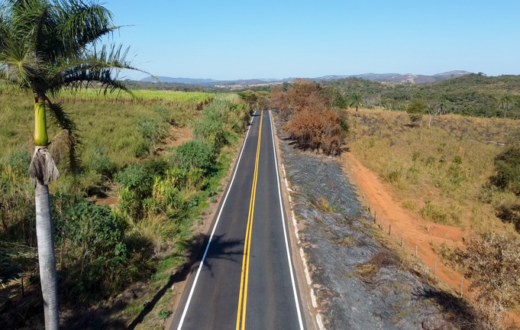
[236,111,263,330]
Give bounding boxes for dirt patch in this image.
[341,152,467,291]
[96,195,118,207]
[158,125,191,153]
[275,116,462,330]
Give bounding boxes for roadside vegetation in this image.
[271,79,348,155]
[0,90,250,329]
[347,108,520,328]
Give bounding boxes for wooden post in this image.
[374,210,376,224]
[21,276,24,298]
[388,224,392,235]
[434,261,437,276]
[460,280,463,297]
[400,236,403,247]
[415,245,418,257]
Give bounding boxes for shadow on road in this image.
[127,233,243,330]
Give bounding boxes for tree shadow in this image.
[418,289,479,330]
[127,233,242,330]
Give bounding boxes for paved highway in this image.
[169,110,306,330]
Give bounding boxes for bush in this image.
[493,129,520,195]
[448,233,520,309]
[406,99,427,123]
[58,202,151,302]
[173,140,216,173]
[274,79,347,154]
[88,146,115,177]
[133,117,168,156]
[284,109,344,155]
[192,115,226,151]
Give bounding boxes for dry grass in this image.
[348,108,520,233]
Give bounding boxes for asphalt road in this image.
[170,110,305,330]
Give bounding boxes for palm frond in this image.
[49,44,153,96]
[55,0,117,55]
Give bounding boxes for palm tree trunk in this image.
[35,182,59,330]
[30,99,59,330]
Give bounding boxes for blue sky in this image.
[105,0,520,80]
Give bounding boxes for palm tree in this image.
[350,92,363,116]
[0,1,147,328]
[500,95,513,118]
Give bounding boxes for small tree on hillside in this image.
[406,99,427,124]
[500,95,514,118]
[494,128,520,195]
[350,92,363,116]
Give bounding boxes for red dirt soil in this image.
[342,152,468,292]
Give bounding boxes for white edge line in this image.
[176,111,256,330]
[269,111,305,330]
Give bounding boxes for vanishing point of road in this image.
[169,110,306,330]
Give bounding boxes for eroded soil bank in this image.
[275,118,467,330]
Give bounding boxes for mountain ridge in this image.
[140,71,472,85]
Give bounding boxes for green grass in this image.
[0,84,214,103]
[57,89,214,103]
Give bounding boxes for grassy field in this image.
[347,108,520,233]
[0,85,214,103]
[0,88,250,329]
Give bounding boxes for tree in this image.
[0,1,147,329]
[406,99,427,124]
[500,95,514,118]
[350,92,363,116]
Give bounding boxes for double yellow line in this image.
[236,111,263,330]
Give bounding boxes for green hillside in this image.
[323,74,520,118]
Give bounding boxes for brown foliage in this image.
[273,79,346,154]
[271,86,286,110]
[445,234,520,311]
[284,109,343,155]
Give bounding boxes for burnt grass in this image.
[275,118,474,330]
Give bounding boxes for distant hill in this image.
[330,71,471,84]
[322,73,520,118]
[140,76,217,84]
[140,71,471,86]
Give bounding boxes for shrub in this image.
[135,117,167,143]
[406,99,427,123]
[420,200,448,224]
[173,140,216,173]
[88,146,115,177]
[284,109,344,155]
[133,117,168,156]
[274,79,347,154]
[192,115,226,151]
[448,233,520,309]
[493,129,520,195]
[116,164,154,191]
[154,107,176,125]
[59,202,151,302]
